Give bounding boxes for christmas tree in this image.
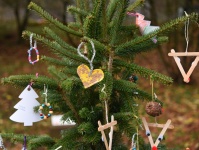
[1,0,198,149]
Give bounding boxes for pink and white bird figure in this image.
[127,12,160,43]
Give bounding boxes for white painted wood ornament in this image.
[168,12,199,83]
[142,117,174,150]
[10,85,42,126]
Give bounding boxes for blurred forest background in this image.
[0,0,198,149]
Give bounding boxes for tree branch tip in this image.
[28,1,35,9]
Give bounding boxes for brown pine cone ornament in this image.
[145,102,162,117]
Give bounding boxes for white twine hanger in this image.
[101,84,109,123]
[77,40,96,76]
[30,34,37,48]
[131,133,137,149]
[55,146,62,150]
[43,84,48,104]
[184,11,189,53]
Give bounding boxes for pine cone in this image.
[145,102,162,117]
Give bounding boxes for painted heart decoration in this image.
[77,64,104,88]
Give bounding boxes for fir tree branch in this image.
[134,88,163,105]
[99,72,113,101]
[83,14,97,38]
[83,37,107,53]
[83,1,103,40]
[113,79,137,93]
[108,50,114,73]
[1,133,38,142]
[28,2,82,37]
[41,56,78,67]
[1,133,55,149]
[28,136,55,150]
[60,77,82,124]
[100,0,108,43]
[75,0,84,24]
[133,88,152,101]
[115,12,199,56]
[114,59,173,85]
[110,0,129,45]
[116,36,168,57]
[43,27,77,53]
[68,22,82,29]
[127,0,145,11]
[48,66,68,80]
[119,25,138,33]
[106,0,120,22]
[22,31,87,64]
[62,67,78,76]
[67,5,89,17]
[1,75,59,90]
[114,112,138,119]
[52,127,80,150]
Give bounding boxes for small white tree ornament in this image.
[10,85,42,126]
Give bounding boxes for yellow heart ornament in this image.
[77,64,104,88]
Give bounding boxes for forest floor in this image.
[0,22,199,150]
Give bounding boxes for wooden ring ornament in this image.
[39,103,53,119]
[28,47,39,64]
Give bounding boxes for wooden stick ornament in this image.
[168,49,199,83]
[142,117,174,150]
[142,77,174,150]
[98,115,117,150]
[168,12,199,83]
[98,85,117,150]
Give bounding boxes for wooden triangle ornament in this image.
[142,117,174,149]
[168,49,199,83]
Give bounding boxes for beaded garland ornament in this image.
[39,103,53,119]
[38,85,53,119]
[28,34,39,64]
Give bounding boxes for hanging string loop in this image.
[43,84,48,104]
[28,34,39,64]
[184,11,190,53]
[77,40,96,76]
[101,84,109,124]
